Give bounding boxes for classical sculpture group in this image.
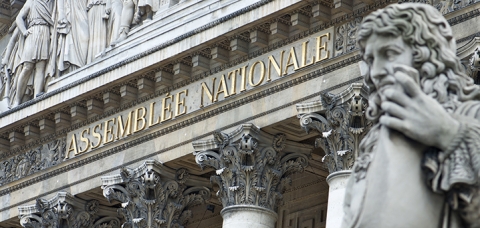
[0,0,160,109]
[343,3,480,228]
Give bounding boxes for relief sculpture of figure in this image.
[106,0,159,46]
[13,0,55,106]
[55,0,89,75]
[1,23,24,109]
[87,0,108,63]
[343,3,480,228]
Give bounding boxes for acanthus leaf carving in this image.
[18,192,121,228]
[101,160,211,228]
[298,84,371,173]
[193,124,311,211]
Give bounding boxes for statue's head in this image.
[357,3,477,122]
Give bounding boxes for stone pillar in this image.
[193,124,312,228]
[101,160,211,228]
[18,192,121,227]
[297,83,370,228]
[325,170,351,227]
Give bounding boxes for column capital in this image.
[193,123,311,212]
[18,192,120,228]
[297,83,371,173]
[101,160,211,228]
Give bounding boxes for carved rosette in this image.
[101,160,211,228]
[298,83,371,173]
[18,192,121,228]
[193,124,311,211]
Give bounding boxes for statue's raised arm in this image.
[343,3,480,228]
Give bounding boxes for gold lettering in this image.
[214,75,229,102]
[91,124,102,149]
[249,61,266,87]
[117,111,132,139]
[301,41,315,68]
[200,78,215,107]
[284,47,299,75]
[65,134,78,159]
[148,102,160,127]
[268,51,284,80]
[316,33,330,62]
[161,93,173,122]
[227,69,240,95]
[134,107,147,133]
[78,128,91,153]
[103,118,115,144]
[240,65,248,92]
[175,90,188,117]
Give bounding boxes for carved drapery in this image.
[298,83,371,173]
[18,192,121,228]
[101,160,211,228]
[193,123,311,212]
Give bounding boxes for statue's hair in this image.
[357,3,480,124]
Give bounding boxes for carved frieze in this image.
[18,192,121,228]
[101,160,211,228]
[334,17,362,57]
[0,137,66,186]
[298,83,371,173]
[193,124,311,211]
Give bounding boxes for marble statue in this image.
[87,0,108,63]
[12,0,55,106]
[1,23,23,108]
[55,0,89,74]
[107,0,159,46]
[343,3,480,228]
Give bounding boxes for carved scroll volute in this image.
[298,84,370,174]
[101,161,211,228]
[193,124,311,211]
[18,192,118,228]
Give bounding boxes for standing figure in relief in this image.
[107,0,159,46]
[104,0,123,46]
[342,3,480,228]
[55,0,89,75]
[1,23,25,108]
[87,0,108,63]
[13,0,55,106]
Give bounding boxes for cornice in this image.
[0,0,398,159]
[0,0,394,122]
[0,53,364,213]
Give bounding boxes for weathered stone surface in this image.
[18,192,121,228]
[344,4,480,228]
[298,83,370,173]
[101,160,211,228]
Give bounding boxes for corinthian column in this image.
[18,192,121,228]
[101,160,211,228]
[193,123,311,228]
[297,83,370,228]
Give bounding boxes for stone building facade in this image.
[0,0,478,227]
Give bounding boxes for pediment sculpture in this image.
[0,0,164,110]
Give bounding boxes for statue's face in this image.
[363,33,414,95]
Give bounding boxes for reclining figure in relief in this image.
[342,3,480,228]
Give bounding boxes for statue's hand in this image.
[22,29,31,37]
[379,66,460,151]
